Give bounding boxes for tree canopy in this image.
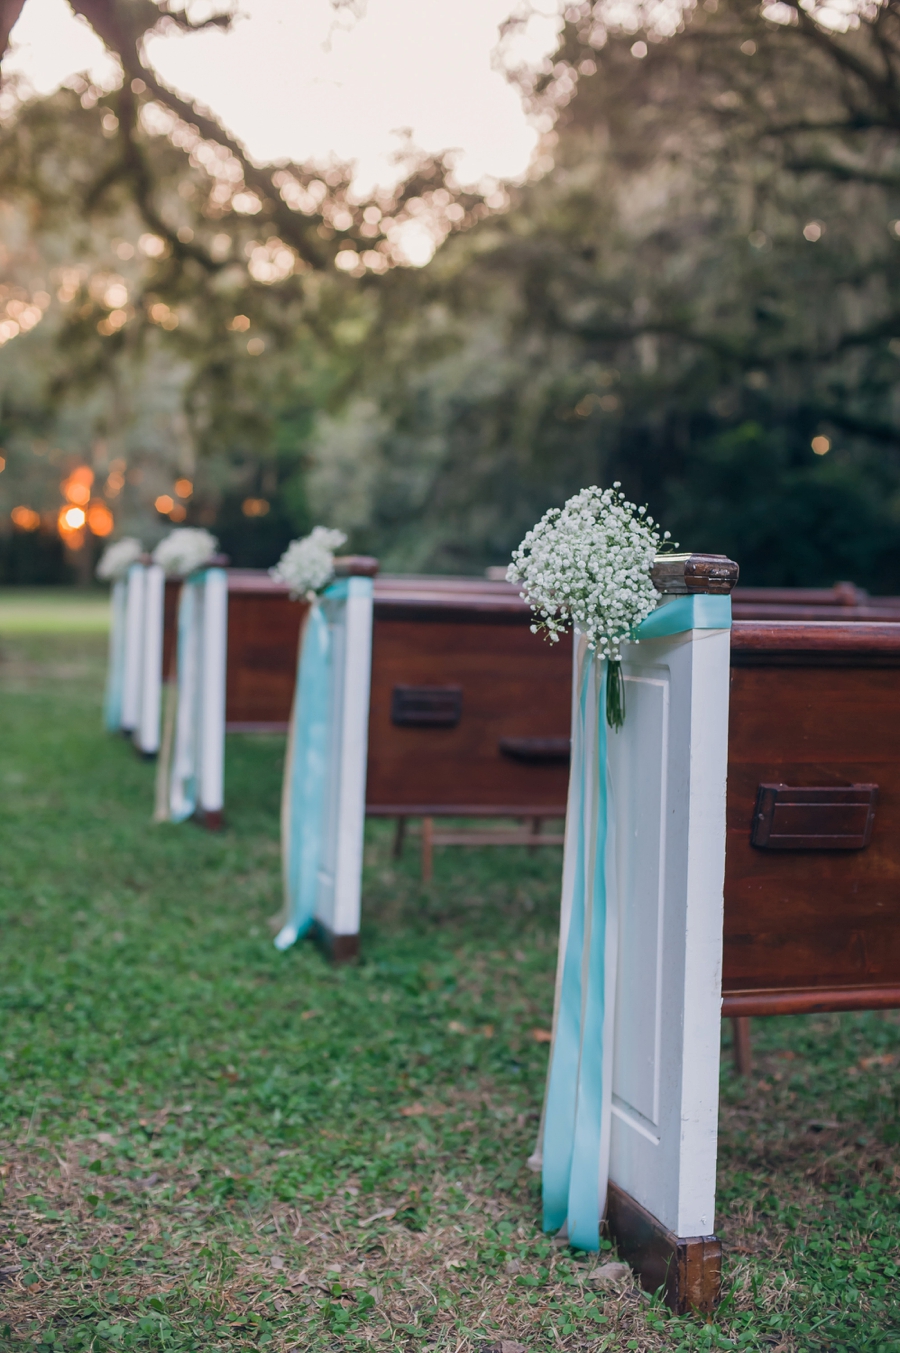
[305,0,900,586]
[3,0,900,587]
[0,0,484,575]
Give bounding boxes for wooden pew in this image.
[596,609,900,1312]
[161,570,306,732]
[363,585,900,1093]
[732,582,900,621]
[213,571,572,855]
[162,577,181,683]
[215,569,900,852]
[723,620,900,1031]
[223,570,306,732]
[205,572,900,1036]
[365,575,571,871]
[203,568,900,1311]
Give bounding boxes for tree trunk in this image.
[0,0,27,64]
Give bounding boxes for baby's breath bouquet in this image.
[153,527,219,577]
[508,484,673,729]
[96,537,143,581]
[270,526,347,600]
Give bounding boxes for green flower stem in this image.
[606,658,625,730]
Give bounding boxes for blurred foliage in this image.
[4,0,900,583]
[0,49,484,572]
[305,0,900,586]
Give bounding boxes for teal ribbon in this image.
[274,577,371,951]
[103,577,128,732]
[633,592,732,640]
[274,598,332,951]
[542,650,609,1245]
[541,592,731,1250]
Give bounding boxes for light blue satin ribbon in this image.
[633,592,732,639]
[541,592,732,1249]
[275,576,373,951]
[103,577,128,732]
[543,652,609,1245]
[274,596,333,951]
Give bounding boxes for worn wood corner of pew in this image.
[606,1181,722,1315]
[333,555,380,578]
[312,922,360,965]
[651,552,739,596]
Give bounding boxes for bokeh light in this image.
[58,503,86,549]
[139,233,166,258]
[61,465,94,505]
[87,501,114,536]
[105,460,126,498]
[148,302,179,329]
[11,506,40,531]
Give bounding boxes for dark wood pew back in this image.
[225,571,306,731]
[204,570,572,810]
[366,576,571,816]
[723,621,900,1016]
[162,578,181,681]
[173,571,900,1017]
[162,571,306,730]
[732,582,900,622]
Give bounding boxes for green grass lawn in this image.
[0,589,110,635]
[0,629,898,1352]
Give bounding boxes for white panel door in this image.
[315,577,374,940]
[120,564,146,734]
[198,569,228,815]
[135,563,165,756]
[611,664,669,1139]
[608,627,729,1239]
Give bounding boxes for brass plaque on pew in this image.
[391,685,463,728]
[751,783,878,850]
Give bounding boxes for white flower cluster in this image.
[95,537,143,581]
[270,526,347,599]
[152,527,219,577]
[508,484,670,659]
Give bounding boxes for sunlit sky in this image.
[6,0,563,192]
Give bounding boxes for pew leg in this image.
[421,817,434,883]
[528,816,542,854]
[392,816,407,859]
[731,1016,752,1076]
